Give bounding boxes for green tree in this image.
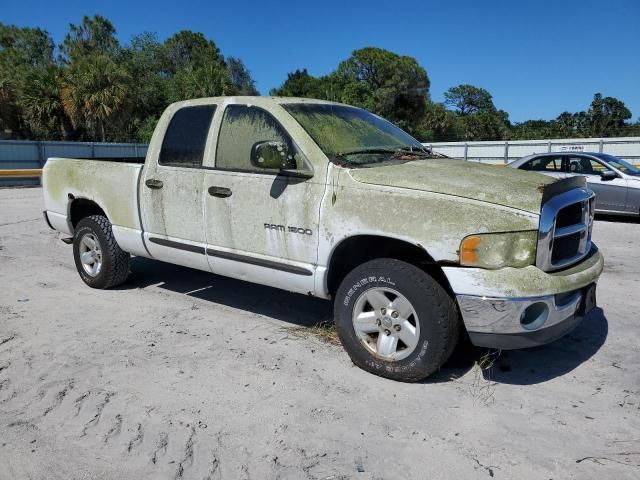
[164,31,221,73]
[118,33,168,140]
[572,111,590,136]
[553,112,576,137]
[57,16,127,140]
[440,84,511,140]
[273,48,430,132]
[163,31,233,102]
[510,119,557,140]
[5,15,637,144]
[19,65,70,139]
[61,54,131,141]
[444,84,495,116]
[0,24,54,67]
[269,69,325,98]
[59,15,119,63]
[167,61,233,102]
[136,115,159,143]
[460,109,510,141]
[1,18,264,141]
[628,119,640,137]
[336,47,430,132]
[0,72,20,136]
[588,93,632,137]
[414,102,460,141]
[0,23,55,137]
[227,57,258,95]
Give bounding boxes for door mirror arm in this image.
[279,168,313,179]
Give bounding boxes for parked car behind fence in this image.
[508,152,640,216]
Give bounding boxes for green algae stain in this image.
[350,159,555,214]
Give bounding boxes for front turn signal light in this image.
[460,235,481,265]
[459,231,537,269]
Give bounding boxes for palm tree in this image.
[61,53,131,141]
[19,65,70,139]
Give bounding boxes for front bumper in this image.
[458,283,596,349]
[443,247,603,350]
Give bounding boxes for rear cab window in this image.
[159,105,216,168]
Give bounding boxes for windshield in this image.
[595,153,640,176]
[282,103,427,166]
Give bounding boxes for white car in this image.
[509,152,640,216]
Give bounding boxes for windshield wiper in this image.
[336,146,445,158]
[397,146,449,158]
[335,148,399,157]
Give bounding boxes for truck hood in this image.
[349,159,557,214]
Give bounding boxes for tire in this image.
[72,214,130,289]
[334,258,460,382]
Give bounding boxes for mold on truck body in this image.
[42,96,603,382]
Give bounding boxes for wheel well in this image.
[326,235,453,296]
[69,198,106,229]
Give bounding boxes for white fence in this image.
[424,137,640,165]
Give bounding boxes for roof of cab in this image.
[168,96,348,109]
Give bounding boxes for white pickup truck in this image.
[43,96,603,381]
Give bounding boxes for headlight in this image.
[459,231,537,269]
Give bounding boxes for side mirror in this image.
[250,141,292,170]
[600,169,617,181]
[250,140,313,178]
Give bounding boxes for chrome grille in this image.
[537,188,595,272]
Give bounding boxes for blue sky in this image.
[3,0,639,122]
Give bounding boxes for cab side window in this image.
[567,156,606,175]
[216,105,299,173]
[159,105,216,168]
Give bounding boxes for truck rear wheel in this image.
[72,215,130,289]
[334,258,459,382]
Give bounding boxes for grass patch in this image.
[287,321,341,346]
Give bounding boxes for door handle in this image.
[145,178,164,189]
[208,186,232,198]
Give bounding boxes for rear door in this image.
[520,155,566,179]
[140,103,216,271]
[564,155,627,212]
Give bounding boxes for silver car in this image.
[508,152,640,216]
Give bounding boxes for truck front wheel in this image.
[334,258,459,382]
[72,215,130,289]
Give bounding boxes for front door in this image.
[141,104,216,271]
[203,104,324,294]
[565,155,627,212]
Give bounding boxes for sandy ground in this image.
[0,187,639,480]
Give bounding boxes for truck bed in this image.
[42,157,144,236]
